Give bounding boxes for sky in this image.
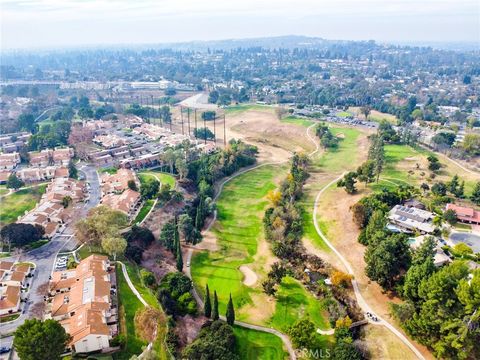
[1,0,479,50]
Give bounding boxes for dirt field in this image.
[205,108,315,163]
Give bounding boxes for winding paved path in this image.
[311,176,426,360]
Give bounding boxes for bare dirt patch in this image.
[141,242,176,280]
[239,265,258,286]
[175,315,208,349]
[205,109,314,163]
[240,292,276,325]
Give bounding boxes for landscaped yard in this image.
[0,184,47,226]
[348,106,398,124]
[234,326,288,360]
[138,170,176,188]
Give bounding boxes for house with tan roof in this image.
[100,168,137,195]
[101,189,141,219]
[52,148,74,166]
[0,152,21,170]
[29,149,51,167]
[0,285,21,315]
[47,255,116,354]
[16,166,57,182]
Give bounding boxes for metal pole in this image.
[213,113,216,145]
[203,112,207,145]
[187,108,191,137]
[181,107,184,135]
[194,109,197,133]
[158,99,163,127]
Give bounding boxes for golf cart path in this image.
[312,176,426,360]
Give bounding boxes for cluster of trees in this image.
[186,139,257,232]
[203,285,235,326]
[193,127,215,140]
[75,206,128,260]
[159,215,197,271]
[28,121,71,151]
[351,186,415,289]
[182,320,238,360]
[315,122,339,148]
[124,225,155,264]
[6,173,25,190]
[392,250,480,359]
[0,223,45,250]
[263,153,309,260]
[338,134,385,194]
[157,272,197,317]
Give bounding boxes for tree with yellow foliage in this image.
[330,270,353,287]
[266,189,282,206]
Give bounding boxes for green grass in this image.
[99,167,118,175]
[312,127,362,173]
[133,199,154,224]
[0,184,47,226]
[139,170,176,188]
[0,313,20,323]
[268,276,331,331]
[234,326,288,360]
[280,116,314,127]
[77,244,107,260]
[225,104,272,115]
[192,165,283,317]
[336,111,353,118]
[454,223,472,231]
[25,239,49,250]
[115,264,147,360]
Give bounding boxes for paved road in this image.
[0,164,100,336]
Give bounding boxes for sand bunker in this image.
[239,265,258,286]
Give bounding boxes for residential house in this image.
[409,236,451,267]
[101,189,141,218]
[29,150,51,167]
[48,255,116,354]
[388,205,435,234]
[0,171,11,184]
[0,285,21,315]
[52,148,74,166]
[16,166,57,182]
[0,152,21,170]
[446,203,480,225]
[101,168,137,195]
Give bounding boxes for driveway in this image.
[0,165,101,336]
[449,232,480,253]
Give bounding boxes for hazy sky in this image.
[1,0,479,49]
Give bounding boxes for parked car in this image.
[0,347,10,354]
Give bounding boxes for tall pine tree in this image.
[204,284,211,318]
[176,239,183,272]
[226,293,235,325]
[212,290,219,320]
[173,216,180,256]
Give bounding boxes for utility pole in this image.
[194,109,197,134]
[169,106,172,132]
[223,114,226,147]
[150,95,154,123]
[213,113,216,145]
[181,107,184,135]
[158,99,163,127]
[203,111,207,145]
[187,108,191,137]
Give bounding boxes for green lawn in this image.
[268,276,331,331]
[311,127,362,173]
[336,111,353,118]
[280,116,314,127]
[0,184,47,225]
[0,185,9,196]
[115,264,147,360]
[234,326,288,360]
[133,199,155,224]
[225,104,272,115]
[99,167,118,175]
[192,165,283,318]
[139,170,176,188]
